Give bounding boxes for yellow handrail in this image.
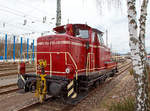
[23,51,78,80]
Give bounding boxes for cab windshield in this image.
[73,25,89,39]
[77,29,89,38]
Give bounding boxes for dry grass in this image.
[129,68,134,75]
[108,96,135,111]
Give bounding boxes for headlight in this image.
[65,65,74,74]
[65,68,70,74]
[37,65,41,70]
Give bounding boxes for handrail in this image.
[86,53,95,76]
[23,51,78,80]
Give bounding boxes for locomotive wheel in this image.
[24,78,36,92]
[110,69,116,77]
[103,77,106,82]
[61,92,68,104]
[24,84,29,92]
[29,82,36,92]
[110,73,114,77]
[94,80,99,88]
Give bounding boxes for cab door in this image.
[87,31,96,72]
[97,33,105,69]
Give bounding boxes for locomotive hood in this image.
[37,34,70,45]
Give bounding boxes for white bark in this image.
[139,0,149,111]
[127,0,149,111]
[139,0,148,62]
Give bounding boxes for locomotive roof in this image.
[53,24,103,33]
[92,28,104,35]
[54,24,90,29]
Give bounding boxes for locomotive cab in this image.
[54,24,90,39]
[17,24,117,103]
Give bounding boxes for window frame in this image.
[97,33,104,45]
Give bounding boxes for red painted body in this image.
[36,24,116,80]
[19,62,25,74]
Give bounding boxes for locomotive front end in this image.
[36,35,77,99]
[17,25,79,103]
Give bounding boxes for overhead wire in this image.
[0,1,55,35]
[0,7,53,27]
[0,20,38,34]
[0,0,55,48]
[0,9,53,35]
[16,0,51,16]
[0,0,54,18]
[0,19,52,37]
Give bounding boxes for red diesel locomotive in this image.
[17,24,117,103]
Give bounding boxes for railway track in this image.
[0,63,36,97]
[0,62,35,78]
[0,71,36,96]
[0,83,18,95]
[0,66,35,71]
[0,70,35,77]
[0,63,34,67]
[16,61,132,111]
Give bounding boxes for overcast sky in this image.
[0,0,150,54]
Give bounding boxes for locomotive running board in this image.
[65,92,88,105]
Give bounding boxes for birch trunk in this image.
[139,1,149,111]
[127,0,149,110]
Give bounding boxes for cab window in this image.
[97,33,104,45]
[74,29,89,39]
[73,25,89,39]
[92,32,95,42]
[78,30,89,38]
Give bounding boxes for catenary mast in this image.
[56,0,61,26]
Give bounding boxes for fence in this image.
[0,34,35,62]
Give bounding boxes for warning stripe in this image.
[67,80,73,89]
[68,88,74,97]
[67,80,77,99]
[72,93,77,98]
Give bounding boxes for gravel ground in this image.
[94,71,135,111]
[71,65,134,111]
[26,62,132,111]
[0,62,133,111]
[0,91,37,111]
[0,63,37,111]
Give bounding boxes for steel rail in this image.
[0,70,35,77]
[0,83,19,95]
[0,67,35,71]
[0,83,17,89]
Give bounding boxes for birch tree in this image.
[96,0,149,110]
[127,0,149,110]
